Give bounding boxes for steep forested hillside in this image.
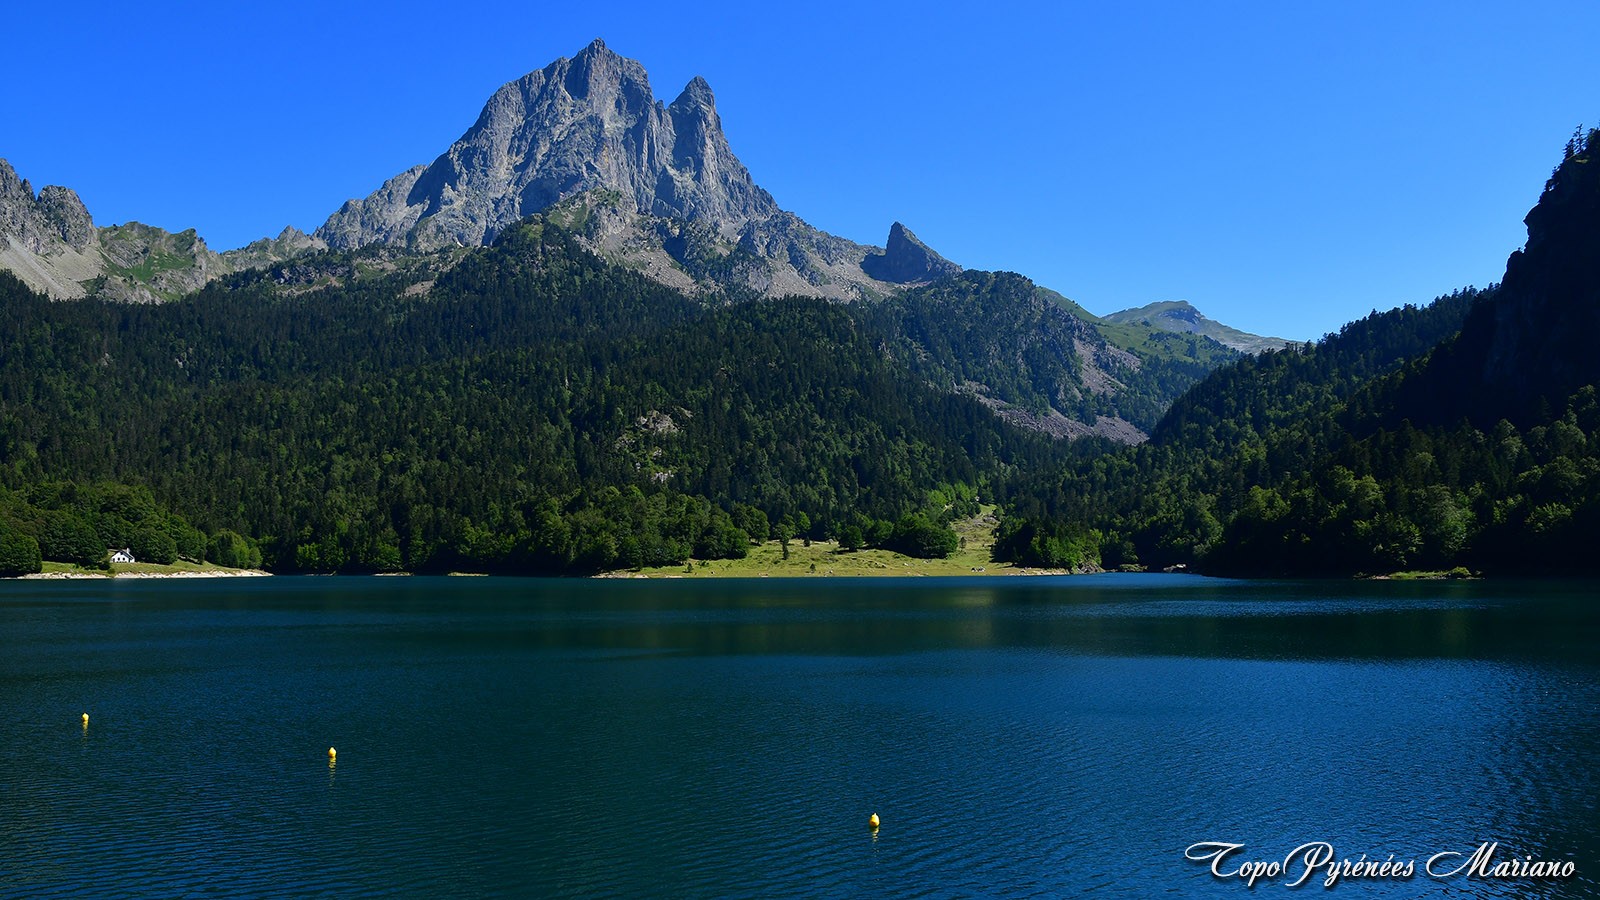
[0,223,1075,573]
[1367,130,1600,432]
[996,288,1485,571]
[865,273,1237,439]
[999,133,1600,576]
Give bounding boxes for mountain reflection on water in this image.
[300,574,1597,663]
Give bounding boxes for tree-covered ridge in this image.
[1366,127,1600,432]
[1154,288,1485,447]
[0,224,1065,574]
[172,222,1234,443]
[997,287,1485,570]
[864,272,1238,437]
[998,136,1600,576]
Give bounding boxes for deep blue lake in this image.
[2,574,1597,897]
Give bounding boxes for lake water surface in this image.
[2,574,1597,897]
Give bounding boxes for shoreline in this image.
[9,563,1075,576]
[20,569,271,580]
[592,565,1080,579]
[3,567,1515,581]
[589,534,1089,580]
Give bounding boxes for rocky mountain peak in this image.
[561,36,645,102]
[316,41,777,251]
[0,158,304,303]
[36,185,95,251]
[1,159,96,254]
[1101,299,1292,354]
[673,75,716,109]
[861,222,961,284]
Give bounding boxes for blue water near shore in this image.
[2,574,1597,897]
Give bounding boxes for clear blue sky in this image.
[3,1,1597,340]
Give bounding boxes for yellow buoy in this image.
[82,713,89,726]
[869,813,880,829]
[328,747,337,759]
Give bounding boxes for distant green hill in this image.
[1101,300,1294,354]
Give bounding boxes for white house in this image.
[109,548,136,564]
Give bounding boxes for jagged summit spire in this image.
[0,158,95,254]
[861,221,961,284]
[316,41,773,250]
[674,75,716,108]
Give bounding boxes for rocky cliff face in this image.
[0,159,310,303]
[0,159,105,298]
[316,40,921,299]
[1406,136,1600,425]
[318,39,778,252]
[1477,144,1600,401]
[0,161,95,255]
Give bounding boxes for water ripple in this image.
[3,578,1598,897]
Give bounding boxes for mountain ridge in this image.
[0,40,1263,446]
[1102,300,1293,354]
[314,39,913,300]
[2,37,1271,352]
[998,134,1600,575]
[0,159,323,303]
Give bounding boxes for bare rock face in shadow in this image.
[861,222,961,284]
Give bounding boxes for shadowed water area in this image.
[2,574,1597,897]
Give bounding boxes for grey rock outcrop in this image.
[220,225,330,271]
[0,162,96,257]
[861,222,961,284]
[0,158,315,303]
[0,159,103,298]
[36,185,95,251]
[316,166,428,252]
